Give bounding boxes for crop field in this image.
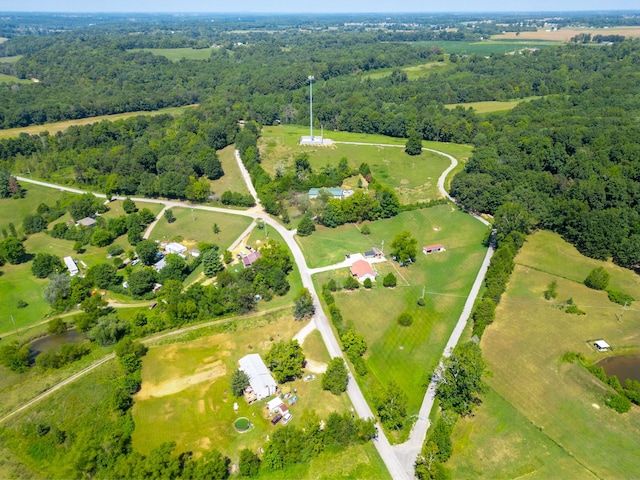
[0,105,197,139]
[148,207,253,251]
[448,231,640,478]
[311,206,489,435]
[261,125,464,205]
[128,47,214,61]
[493,26,640,41]
[132,313,352,461]
[445,96,542,114]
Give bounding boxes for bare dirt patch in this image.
[305,359,328,373]
[137,360,226,400]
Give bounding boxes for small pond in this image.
[29,329,87,357]
[598,355,640,383]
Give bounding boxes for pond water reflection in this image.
[598,355,640,383]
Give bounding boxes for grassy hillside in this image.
[448,231,640,478]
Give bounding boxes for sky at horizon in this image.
[2,1,639,14]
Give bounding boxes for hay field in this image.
[494,26,640,41]
[448,231,640,478]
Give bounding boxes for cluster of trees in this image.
[265,340,305,384]
[261,410,376,473]
[450,43,640,272]
[417,341,487,478]
[2,113,231,202]
[321,281,369,377]
[563,351,640,414]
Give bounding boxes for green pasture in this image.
[148,207,252,250]
[448,387,595,479]
[0,183,67,233]
[261,125,465,205]
[298,204,485,268]
[129,47,213,62]
[312,206,489,436]
[132,313,353,463]
[449,231,640,478]
[0,73,29,84]
[0,105,197,139]
[413,40,559,55]
[0,358,126,479]
[0,261,50,334]
[445,96,542,114]
[363,60,454,80]
[212,145,251,196]
[0,54,21,63]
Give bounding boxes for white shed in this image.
[64,256,79,276]
[238,354,278,401]
[594,340,611,351]
[165,242,187,255]
[266,397,284,412]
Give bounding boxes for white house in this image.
[64,256,79,276]
[165,242,187,256]
[238,354,278,401]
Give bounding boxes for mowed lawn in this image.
[148,207,253,250]
[212,145,251,196]
[445,96,542,114]
[132,314,362,469]
[448,231,640,479]
[311,206,489,422]
[0,73,30,84]
[260,125,471,205]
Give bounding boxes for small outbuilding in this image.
[308,187,345,200]
[266,397,285,413]
[423,244,446,255]
[77,217,97,228]
[165,242,187,256]
[243,251,262,267]
[64,256,79,276]
[350,259,376,283]
[594,340,611,351]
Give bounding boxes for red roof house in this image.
[350,259,376,283]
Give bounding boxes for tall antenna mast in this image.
[308,75,314,140]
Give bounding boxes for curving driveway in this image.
[11,141,490,479]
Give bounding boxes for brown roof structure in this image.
[350,259,374,278]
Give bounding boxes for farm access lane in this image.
[15,171,410,480]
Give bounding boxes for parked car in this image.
[282,412,292,425]
[271,413,283,425]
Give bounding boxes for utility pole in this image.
[11,314,19,339]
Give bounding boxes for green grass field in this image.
[132,313,354,462]
[129,47,213,62]
[261,125,470,205]
[0,54,21,63]
[310,206,489,440]
[0,105,197,139]
[363,60,454,80]
[445,96,542,114]
[414,40,559,55]
[0,183,67,233]
[148,207,252,250]
[0,73,30,84]
[212,145,251,196]
[448,231,640,478]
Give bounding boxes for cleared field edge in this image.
[0,104,198,138]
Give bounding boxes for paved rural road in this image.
[12,141,489,479]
